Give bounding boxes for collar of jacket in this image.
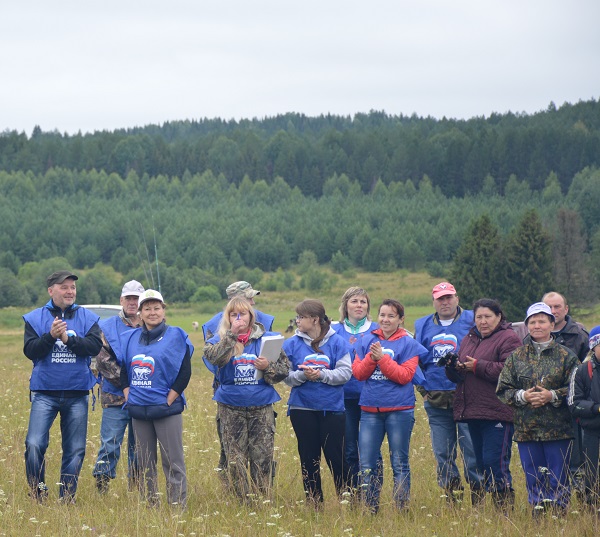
[140,320,167,345]
[45,300,79,318]
[433,306,463,326]
[372,327,408,341]
[553,315,587,336]
[248,322,266,341]
[471,320,512,340]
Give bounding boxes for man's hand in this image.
[50,317,68,344]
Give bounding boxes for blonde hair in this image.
[218,297,256,355]
[338,287,371,323]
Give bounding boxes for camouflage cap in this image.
[226,281,260,299]
[47,270,78,287]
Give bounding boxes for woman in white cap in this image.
[497,302,579,517]
[119,289,193,509]
[568,325,600,510]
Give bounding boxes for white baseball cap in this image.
[524,302,555,324]
[138,289,165,308]
[121,280,145,297]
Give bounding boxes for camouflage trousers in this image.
[218,402,275,500]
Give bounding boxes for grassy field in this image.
[1,270,599,536]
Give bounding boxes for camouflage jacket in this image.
[95,311,141,408]
[203,323,290,385]
[496,340,578,442]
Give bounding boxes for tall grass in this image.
[2,271,600,536]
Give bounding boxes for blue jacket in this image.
[98,314,135,397]
[283,329,351,412]
[207,331,282,407]
[355,331,428,409]
[23,301,100,391]
[121,325,193,418]
[332,320,379,399]
[414,308,474,392]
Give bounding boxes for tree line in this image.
[1,99,600,197]
[1,165,598,312]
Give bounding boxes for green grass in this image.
[2,270,600,536]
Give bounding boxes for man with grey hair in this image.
[92,280,145,494]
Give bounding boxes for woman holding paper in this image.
[203,296,290,501]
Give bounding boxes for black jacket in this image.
[569,356,600,431]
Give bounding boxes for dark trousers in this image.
[582,429,600,503]
[467,419,514,492]
[289,409,347,503]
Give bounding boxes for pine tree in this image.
[552,208,593,305]
[502,209,554,321]
[450,214,503,307]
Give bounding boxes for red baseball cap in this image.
[432,282,457,300]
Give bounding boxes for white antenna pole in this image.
[153,219,161,293]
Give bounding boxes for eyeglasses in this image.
[295,315,307,321]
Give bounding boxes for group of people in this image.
[415,284,595,517]
[21,271,600,518]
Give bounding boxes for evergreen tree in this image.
[502,209,554,321]
[449,214,503,307]
[552,208,593,305]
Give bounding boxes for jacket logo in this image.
[51,330,78,363]
[431,333,458,363]
[131,354,155,386]
[303,354,331,369]
[233,353,259,385]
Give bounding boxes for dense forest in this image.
[2,99,600,197]
[1,100,599,312]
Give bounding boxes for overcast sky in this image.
[1,0,598,135]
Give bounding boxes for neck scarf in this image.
[237,329,252,346]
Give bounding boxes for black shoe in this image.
[444,478,464,505]
[29,484,48,504]
[470,487,486,508]
[96,475,110,494]
[492,489,515,515]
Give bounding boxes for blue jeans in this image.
[93,406,136,480]
[25,392,89,499]
[345,398,384,490]
[466,419,513,492]
[424,401,482,489]
[359,409,414,511]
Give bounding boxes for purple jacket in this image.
[447,321,521,423]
